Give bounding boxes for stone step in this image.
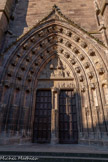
[0,151,108,162]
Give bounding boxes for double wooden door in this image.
[59,90,78,144]
[33,90,78,144]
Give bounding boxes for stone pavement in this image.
[0,144,108,162]
[0,144,108,154]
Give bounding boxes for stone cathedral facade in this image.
[0,0,108,145]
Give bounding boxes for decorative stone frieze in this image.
[98,68,105,75]
[20,64,26,71]
[90,83,96,89]
[58,28,63,33]
[27,76,32,82]
[81,86,86,92]
[17,53,22,58]
[73,35,80,42]
[7,71,13,77]
[79,75,84,82]
[88,72,94,79]
[17,74,22,81]
[64,52,70,58]
[30,36,35,42]
[48,36,54,43]
[34,61,38,66]
[80,41,87,48]
[40,54,44,59]
[59,48,64,53]
[26,88,30,93]
[40,41,46,48]
[72,47,79,54]
[4,82,10,88]
[38,30,44,37]
[65,41,72,48]
[32,48,36,54]
[75,67,81,73]
[66,31,72,37]
[88,49,95,56]
[30,67,35,74]
[11,60,17,67]
[23,43,28,50]
[47,26,54,33]
[15,85,21,91]
[58,38,63,43]
[79,54,85,61]
[26,56,31,62]
[71,58,76,65]
[84,62,90,69]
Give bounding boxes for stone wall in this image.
[0,0,15,49]
[3,0,103,50]
[1,0,108,51]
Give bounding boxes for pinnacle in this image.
[53,4,60,11]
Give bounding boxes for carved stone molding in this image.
[98,68,105,75]
[65,41,72,48]
[26,56,31,62]
[79,75,84,82]
[17,74,22,81]
[80,41,87,48]
[7,70,13,77]
[73,35,80,42]
[71,58,76,65]
[81,86,86,92]
[79,54,85,61]
[11,60,17,67]
[17,53,22,58]
[84,62,90,69]
[72,47,79,54]
[88,72,94,79]
[30,36,35,42]
[90,83,96,89]
[20,64,26,71]
[23,43,28,50]
[75,67,81,73]
[38,30,44,37]
[64,52,70,58]
[66,31,72,37]
[88,49,95,56]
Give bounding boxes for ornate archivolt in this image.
[0,6,108,139]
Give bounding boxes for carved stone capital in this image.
[51,87,60,93]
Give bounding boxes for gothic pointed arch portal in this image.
[0,5,108,145]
